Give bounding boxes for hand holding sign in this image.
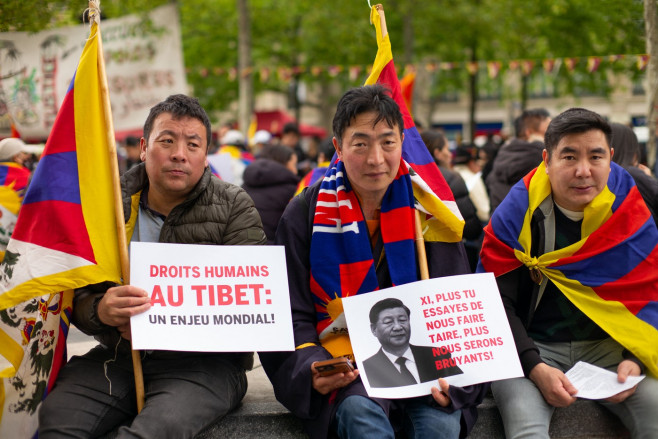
[99,285,151,340]
[130,242,294,352]
[342,273,523,399]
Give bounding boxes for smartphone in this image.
[315,357,355,377]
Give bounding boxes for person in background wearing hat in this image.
[0,137,35,169]
[251,129,272,156]
[213,129,254,186]
[0,138,36,261]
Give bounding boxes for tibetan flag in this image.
[0,162,30,200]
[0,18,122,437]
[365,5,463,243]
[479,162,658,377]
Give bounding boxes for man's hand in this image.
[605,360,641,403]
[97,285,151,340]
[529,363,578,407]
[310,362,359,395]
[431,378,451,407]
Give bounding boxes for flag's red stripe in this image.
[41,89,76,156]
[523,168,537,188]
[381,206,415,242]
[378,60,414,129]
[339,260,374,297]
[592,243,658,315]
[12,200,96,263]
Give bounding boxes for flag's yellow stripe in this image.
[546,268,658,377]
[0,329,22,377]
[364,7,392,86]
[76,22,121,285]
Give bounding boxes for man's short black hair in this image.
[318,136,336,161]
[257,144,294,166]
[143,94,212,150]
[282,122,300,136]
[125,136,140,147]
[332,84,404,147]
[369,298,410,324]
[544,107,612,158]
[515,108,550,139]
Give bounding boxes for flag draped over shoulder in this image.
[479,162,658,377]
[307,5,464,360]
[365,5,464,243]
[0,19,122,437]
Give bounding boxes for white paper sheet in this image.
[565,361,645,400]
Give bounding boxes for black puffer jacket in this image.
[72,164,267,359]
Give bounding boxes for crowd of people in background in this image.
[4,105,658,276]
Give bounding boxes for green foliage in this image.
[0,0,648,113]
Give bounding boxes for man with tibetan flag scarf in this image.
[260,83,487,439]
[479,107,658,438]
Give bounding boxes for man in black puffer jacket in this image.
[39,95,267,438]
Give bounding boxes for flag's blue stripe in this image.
[554,219,657,287]
[67,71,77,94]
[384,239,417,284]
[381,174,414,212]
[402,127,434,166]
[636,301,658,329]
[0,165,9,185]
[489,181,529,251]
[23,152,80,205]
[608,163,636,212]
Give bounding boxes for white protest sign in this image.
[0,4,187,139]
[342,272,522,399]
[130,242,294,352]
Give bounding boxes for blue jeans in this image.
[492,338,658,439]
[332,395,461,439]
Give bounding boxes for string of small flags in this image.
[187,54,650,81]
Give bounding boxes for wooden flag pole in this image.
[89,1,145,412]
[415,210,430,281]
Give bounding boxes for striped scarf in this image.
[479,162,658,376]
[310,157,417,359]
